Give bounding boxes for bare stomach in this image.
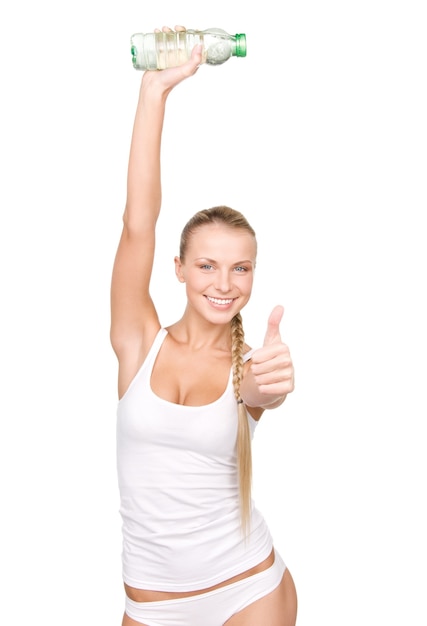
[124,548,275,602]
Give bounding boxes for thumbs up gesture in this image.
[249,305,295,406]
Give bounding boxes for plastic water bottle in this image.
[130,28,247,70]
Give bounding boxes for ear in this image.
[174,256,185,283]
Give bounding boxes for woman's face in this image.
[175,223,257,324]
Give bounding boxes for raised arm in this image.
[110,28,202,396]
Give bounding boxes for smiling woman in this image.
[110,25,297,626]
[174,217,256,322]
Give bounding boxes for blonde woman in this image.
[110,26,297,626]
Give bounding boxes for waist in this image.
[121,505,273,591]
[124,548,275,602]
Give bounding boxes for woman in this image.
[110,26,297,626]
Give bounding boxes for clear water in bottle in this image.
[130,28,246,71]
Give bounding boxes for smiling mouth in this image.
[205,296,235,305]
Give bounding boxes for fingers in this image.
[251,305,294,396]
[155,25,186,33]
[190,43,203,65]
[263,305,284,346]
[251,343,292,375]
[173,42,202,77]
[256,379,295,396]
[150,25,200,73]
[251,345,295,396]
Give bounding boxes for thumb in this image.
[263,305,284,346]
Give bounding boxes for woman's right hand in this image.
[141,25,203,93]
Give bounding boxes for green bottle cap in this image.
[235,33,247,57]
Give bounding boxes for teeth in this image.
[207,296,234,305]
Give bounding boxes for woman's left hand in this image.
[250,305,295,401]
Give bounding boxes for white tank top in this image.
[116,328,273,591]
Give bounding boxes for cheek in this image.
[184,270,207,289]
[242,274,254,294]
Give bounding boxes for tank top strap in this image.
[144,328,168,371]
[243,348,255,363]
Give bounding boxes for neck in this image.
[167,309,232,351]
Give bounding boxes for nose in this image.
[214,269,232,293]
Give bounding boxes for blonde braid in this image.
[231,313,252,535]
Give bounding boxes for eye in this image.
[200,264,214,270]
[234,266,248,273]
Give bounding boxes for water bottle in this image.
[130,28,247,70]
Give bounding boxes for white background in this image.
[1,1,426,624]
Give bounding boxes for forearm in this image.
[123,42,202,231]
[124,77,170,230]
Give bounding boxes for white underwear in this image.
[124,550,286,626]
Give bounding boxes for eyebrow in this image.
[193,257,254,265]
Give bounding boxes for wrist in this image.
[139,72,172,102]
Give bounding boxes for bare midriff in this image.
[124,548,275,602]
